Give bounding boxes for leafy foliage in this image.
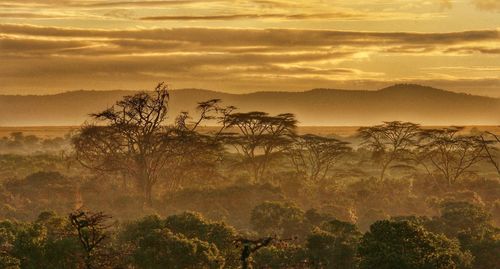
[359,220,473,269]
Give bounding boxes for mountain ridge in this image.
[0,83,482,97]
[0,84,498,126]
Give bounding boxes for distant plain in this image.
[1,125,498,139]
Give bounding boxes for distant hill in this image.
[0,84,498,126]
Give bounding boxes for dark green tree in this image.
[133,228,223,269]
[431,202,500,269]
[120,213,237,268]
[306,219,361,269]
[359,220,472,269]
[164,212,239,267]
[0,223,20,269]
[250,201,306,239]
[253,243,306,269]
[10,212,82,269]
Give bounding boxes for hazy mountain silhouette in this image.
[0,84,498,126]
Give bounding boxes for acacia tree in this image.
[223,111,297,182]
[358,121,420,181]
[234,237,290,269]
[418,127,485,185]
[286,134,351,183]
[69,210,111,269]
[72,83,222,206]
[160,107,226,191]
[488,131,500,143]
[234,237,275,269]
[479,132,499,175]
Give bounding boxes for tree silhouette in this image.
[72,83,222,206]
[479,132,499,175]
[286,134,351,182]
[223,111,297,182]
[234,237,274,269]
[418,127,485,185]
[358,121,420,181]
[69,209,111,269]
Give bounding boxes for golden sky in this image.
[0,0,499,96]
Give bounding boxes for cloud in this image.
[0,36,94,55]
[139,12,369,21]
[445,46,500,54]
[0,54,369,94]
[471,0,500,11]
[422,66,500,71]
[1,52,499,97]
[0,24,498,87]
[433,0,500,12]
[0,0,446,23]
[1,24,498,49]
[437,0,452,10]
[0,0,213,8]
[0,24,498,96]
[0,12,66,19]
[0,0,297,10]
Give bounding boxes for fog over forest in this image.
[0,83,498,269]
[1,0,499,267]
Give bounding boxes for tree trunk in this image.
[137,164,153,207]
[84,253,93,269]
[144,182,153,207]
[380,162,390,181]
[241,246,251,269]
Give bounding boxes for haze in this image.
[1,2,500,268]
[1,0,500,97]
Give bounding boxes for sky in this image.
[0,0,499,97]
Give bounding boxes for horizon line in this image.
[0,84,497,99]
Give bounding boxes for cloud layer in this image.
[0,0,499,96]
[1,23,499,96]
[471,0,500,11]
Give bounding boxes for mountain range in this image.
[0,84,498,126]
